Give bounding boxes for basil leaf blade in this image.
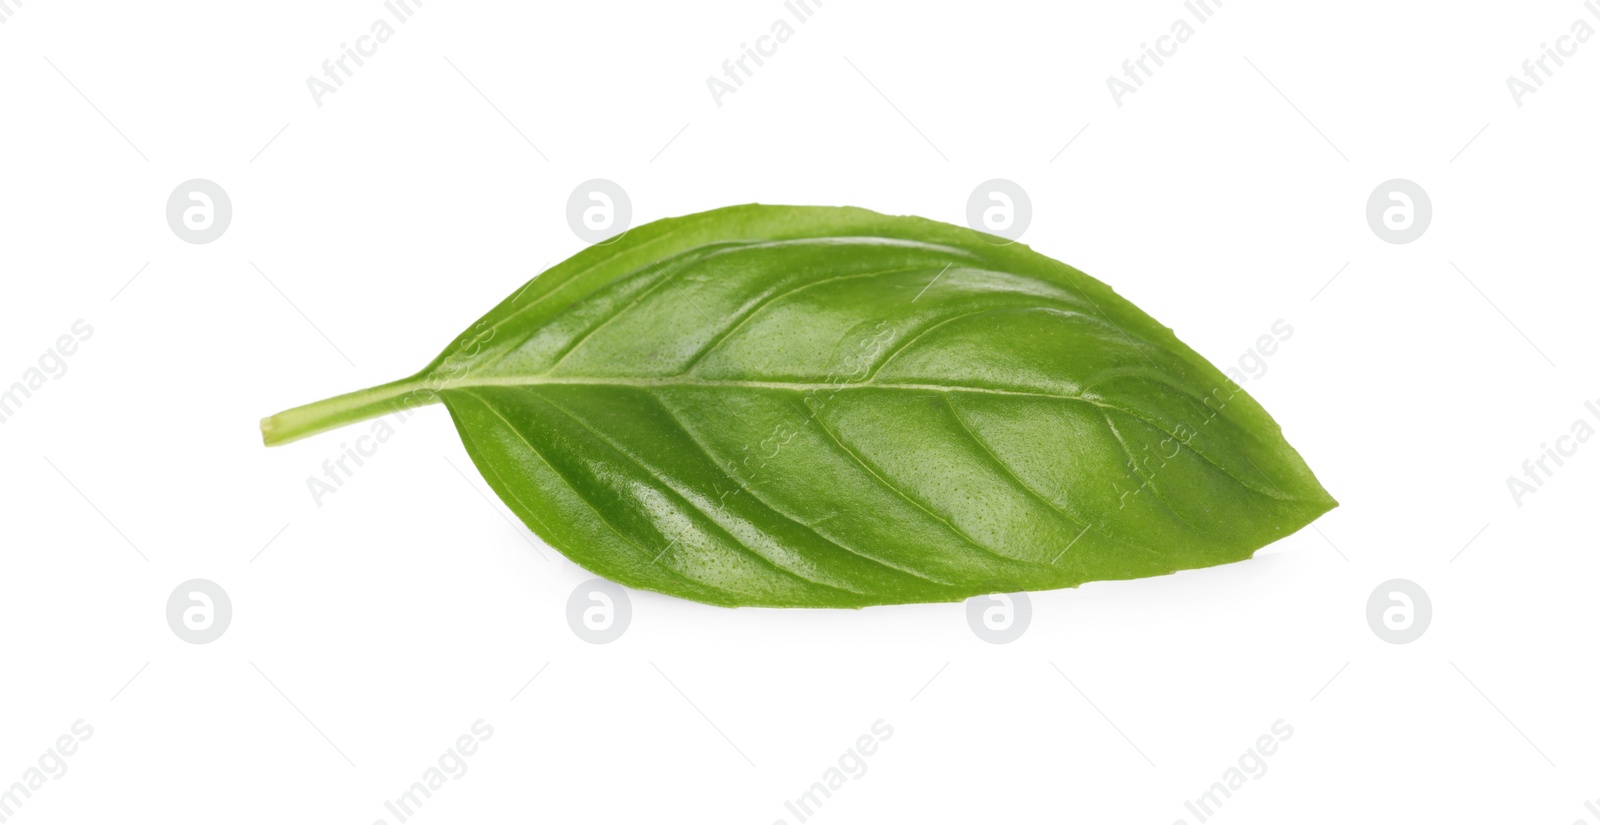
[263,204,1336,608]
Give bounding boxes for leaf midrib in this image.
[437,374,1299,504]
[443,374,1089,400]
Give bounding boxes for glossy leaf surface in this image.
[262,205,1336,607]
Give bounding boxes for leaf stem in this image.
[259,375,437,446]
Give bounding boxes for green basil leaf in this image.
[262,205,1335,608]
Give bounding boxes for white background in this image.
[2,0,1597,822]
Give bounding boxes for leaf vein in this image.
[529,391,873,598]
[679,264,939,373]
[456,390,725,600]
[1098,410,1221,538]
[941,394,1114,543]
[648,394,961,588]
[803,403,1028,568]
